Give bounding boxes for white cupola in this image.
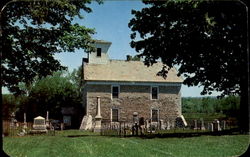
[88,40,112,64]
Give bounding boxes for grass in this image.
[3,130,249,157]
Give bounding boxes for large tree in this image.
[0,0,99,151]
[1,0,100,94]
[129,0,248,131]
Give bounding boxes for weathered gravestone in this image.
[31,116,48,133]
[193,120,198,130]
[213,119,221,131]
[200,119,206,130]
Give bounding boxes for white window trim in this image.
[111,107,119,122]
[111,85,120,100]
[150,86,159,100]
[150,108,160,122]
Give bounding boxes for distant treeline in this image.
[182,96,240,117]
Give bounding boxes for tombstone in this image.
[61,123,64,130]
[94,96,102,132]
[23,113,27,129]
[213,119,221,131]
[222,120,226,130]
[145,119,149,129]
[193,120,198,130]
[200,119,205,130]
[10,112,15,128]
[46,111,50,128]
[80,115,92,130]
[166,120,170,130]
[133,112,139,124]
[209,123,214,132]
[31,116,48,133]
[159,119,164,130]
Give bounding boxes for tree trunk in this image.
[239,70,249,133]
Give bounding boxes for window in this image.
[151,109,159,122]
[112,86,119,99]
[151,86,158,99]
[112,108,119,122]
[97,48,101,57]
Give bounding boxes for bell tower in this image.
[88,40,112,64]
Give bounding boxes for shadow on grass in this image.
[101,128,247,139]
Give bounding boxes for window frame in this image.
[151,109,159,122]
[111,108,119,122]
[151,86,159,100]
[111,85,120,99]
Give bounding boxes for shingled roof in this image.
[83,60,183,83]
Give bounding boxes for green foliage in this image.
[182,96,240,117]
[1,0,100,95]
[24,69,82,120]
[129,0,247,97]
[2,94,21,120]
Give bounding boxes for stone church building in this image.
[80,40,184,130]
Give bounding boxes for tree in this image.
[1,0,101,95]
[129,0,248,131]
[23,70,82,124]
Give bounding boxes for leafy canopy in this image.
[129,0,247,97]
[1,0,101,95]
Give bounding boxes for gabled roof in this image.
[83,60,183,83]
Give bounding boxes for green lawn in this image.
[3,130,249,157]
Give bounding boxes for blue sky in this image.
[2,1,221,97]
[54,1,221,97]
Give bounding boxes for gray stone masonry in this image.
[84,84,181,127]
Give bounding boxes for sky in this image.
[2,1,221,97]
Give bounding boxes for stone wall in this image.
[84,84,181,126]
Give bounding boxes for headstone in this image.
[10,112,15,128]
[31,116,47,133]
[80,115,92,130]
[159,119,165,130]
[200,119,205,130]
[193,120,198,130]
[133,112,139,124]
[213,119,221,131]
[94,96,102,132]
[61,123,64,130]
[175,115,187,128]
[222,120,226,130]
[46,111,49,128]
[23,113,27,130]
[145,119,149,129]
[210,123,214,132]
[166,120,170,130]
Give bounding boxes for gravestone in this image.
[159,119,165,130]
[80,115,92,130]
[31,116,48,133]
[175,116,187,128]
[166,120,170,130]
[222,120,226,130]
[23,113,27,129]
[193,120,198,130]
[200,119,205,130]
[213,119,221,131]
[209,123,214,132]
[133,112,139,124]
[10,112,15,129]
[46,111,49,128]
